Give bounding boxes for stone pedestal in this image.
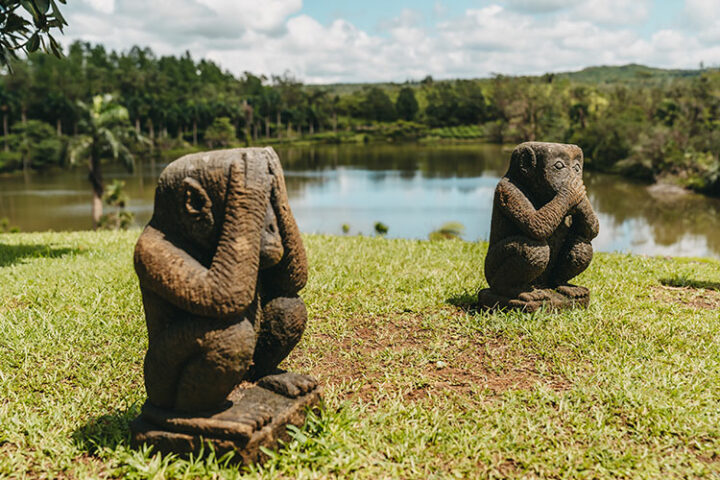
[478,287,589,312]
[131,383,322,464]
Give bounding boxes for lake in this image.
[1,143,720,258]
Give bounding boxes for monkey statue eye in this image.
[553,161,565,170]
[573,164,581,173]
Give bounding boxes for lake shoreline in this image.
[1,143,719,258]
[0,135,710,201]
[0,139,706,208]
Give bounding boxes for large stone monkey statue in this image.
[479,142,599,311]
[134,147,316,414]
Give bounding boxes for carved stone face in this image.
[153,152,285,268]
[540,145,583,195]
[510,142,583,201]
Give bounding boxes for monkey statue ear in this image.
[182,177,214,228]
[514,144,537,176]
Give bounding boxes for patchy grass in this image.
[1,231,720,479]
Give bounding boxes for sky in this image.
[59,0,720,83]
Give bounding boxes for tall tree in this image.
[395,87,419,121]
[0,81,17,150]
[363,87,396,122]
[67,94,146,229]
[11,119,61,170]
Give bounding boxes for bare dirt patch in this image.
[0,297,29,313]
[651,285,720,310]
[301,313,570,404]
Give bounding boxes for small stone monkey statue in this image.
[478,142,599,311]
[131,148,319,461]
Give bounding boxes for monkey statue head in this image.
[508,142,584,202]
[150,149,284,269]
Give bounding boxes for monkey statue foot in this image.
[227,401,274,431]
[517,289,554,302]
[478,286,589,312]
[131,380,322,464]
[257,371,318,398]
[555,284,589,299]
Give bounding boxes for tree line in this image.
[2,41,720,195]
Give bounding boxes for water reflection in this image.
[1,143,719,258]
[587,173,720,256]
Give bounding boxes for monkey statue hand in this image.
[558,175,586,212]
[227,153,272,215]
[221,154,274,263]
[260,148,308,296]
[265,148,290,209]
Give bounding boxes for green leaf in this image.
[48,34,62,58]
[50,0,67,25]
[20,0,39,20]
[6,13,29,31]
[35,0,50,14]
[27,33,40,53]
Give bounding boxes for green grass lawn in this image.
[1,231,720,479]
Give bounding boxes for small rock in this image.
[435,361,447,369]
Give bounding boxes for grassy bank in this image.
[1,231,720,478]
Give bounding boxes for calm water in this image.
[2,143,720,258]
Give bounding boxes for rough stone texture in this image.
[131,384,322,464]
[479,142,599,312]
[132,147,319,461]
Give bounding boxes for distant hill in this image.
[308,64,708,91]
[555,63,703,84]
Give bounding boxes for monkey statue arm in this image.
[262,148,308,296]
[496,177,583,241]
[134,162,269,319]
[570,196,599,240]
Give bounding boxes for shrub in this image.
[429,221,465,241]
[11,120,63,170]
[0,150,21,172]
[374,221,388,236]
[205,117,236,148]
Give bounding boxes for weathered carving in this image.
[478,142,599,311]
[130,147,320,461]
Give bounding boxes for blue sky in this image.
[61,0,719,83]
[301,0,682,38]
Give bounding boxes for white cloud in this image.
[501,0,583,14]
[698,20,720,44]
[684,0,720,27]
[195,0,301,33]
[82,0,115,15]
[643,29,720,68]
[682,0,720,48]
[56,0,720,83]
[574,0,650,26]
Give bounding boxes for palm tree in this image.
[67,94,146,229]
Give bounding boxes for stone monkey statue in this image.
[134,147,316,414]
[479,142,599,311]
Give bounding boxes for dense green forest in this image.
[2,41,720,194]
